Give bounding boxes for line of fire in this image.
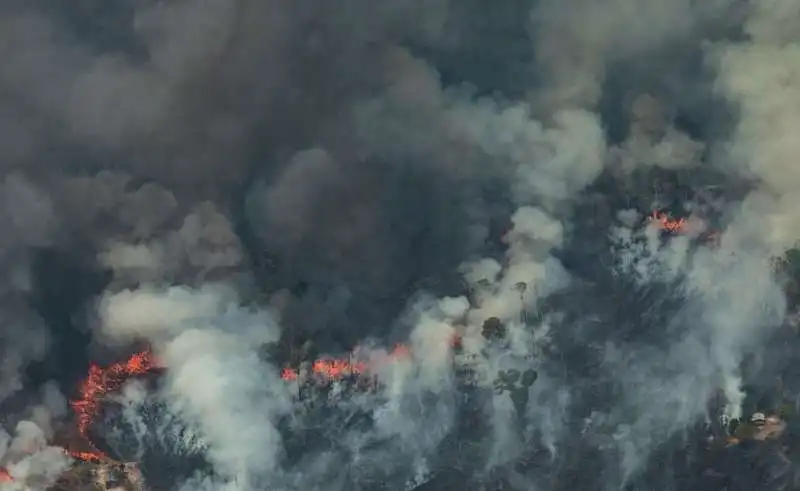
[0,208,739,491]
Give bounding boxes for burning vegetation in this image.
[3,336,478,489]
[48,459,145,491]
[278,316,541,401]
[647,209,720,245]
[279,333,468,387]
[0,351,159,490]
[649,210,688,233]
[69,351,160,452]
[279,343,412,384]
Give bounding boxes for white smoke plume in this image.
[0,174,55,403]
[2,0,800,490]
[703,0,800,425]
[0,386,73,491]
[96,284,290,488]
[581,1,800,481]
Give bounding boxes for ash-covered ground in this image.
[2,0,800,490]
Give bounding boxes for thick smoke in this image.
[1,0,800,490]
[97,285,289,489]
[0,174,54,404]
[0,385,72,490]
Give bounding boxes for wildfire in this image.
[69,450,106,464]
[280,336,457,382]
[70,351,158,440]
[0,352,158,488]
[69,351,160,463]
[280,345,401,382]
[647,210,722,246]
[649,210,687,233]
[0,435,116,484]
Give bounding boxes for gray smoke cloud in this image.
[0,385,72,490]
[0,174,55,403]
[1,0,799,490]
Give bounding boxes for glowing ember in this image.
[649,211,687,233]
[69,351,160,462]
[281,338,458,383]
[281,355,371,382]
[0,352,156,490]
[69,450,105,464]
[311,358,369,378]
[71,351,158,438]
[281,367,298,381]
[648,210,722,246]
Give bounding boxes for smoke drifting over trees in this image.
[1,0,800,490]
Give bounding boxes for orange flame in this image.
[70,351,158,439]
[649,210,722,246]
[69,351,160,463]
[0,352,156,488]
[311,358,369,378]
[281,336,459,382]
[281,352,378,382]
[280,367,298,381]
[68,450,106,464]
[649,211,687,233]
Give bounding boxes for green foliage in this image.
[492,368,537,394]
[777,403,794,419]
[733,422,758,440]
[786,248,800,268]
[482,317,505,341]
[521,368,538,387]
[777,248,800,276]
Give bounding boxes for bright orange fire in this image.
[648,210,722,246]
[280,345,400,382]
[0,352,158,486]
[1,337,458,483]
[69,351,160,463]
[649,211,687,233]
[280,336,458,382]
[68,450,106,464]
[71,351,158,439]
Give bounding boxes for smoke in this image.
[702,0,800,432]
[576,1,800,482]
[0,422,71,491]
[0,385,72,490]
[712,0,800,254]
[96,284,290,489]
[0,174,55,403]
[1,0,800,490]
[529,0,740,111]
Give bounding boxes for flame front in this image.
[0,352,159,488]
[70,351,157,440]
[69,351,159,464]
[281,353,377,382]
[69,450,106,464]
[649,211,687,233]
[280,338,456,382]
